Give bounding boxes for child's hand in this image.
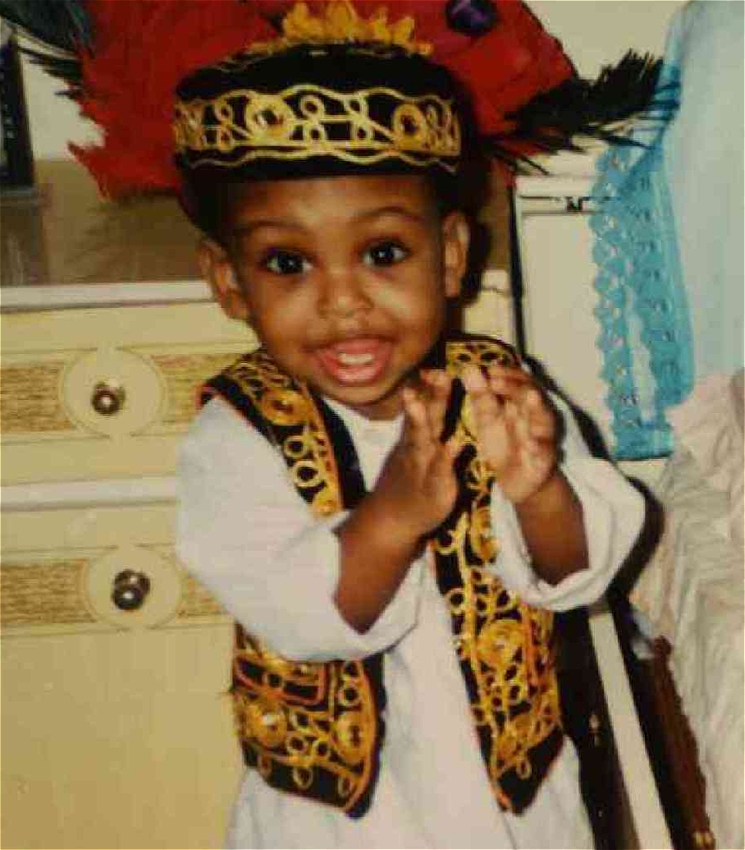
[461,364,559,505]
[373,370,461,539]
[334,371,461,631]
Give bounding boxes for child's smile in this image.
[313,337,394,387]
[201,174,469,420]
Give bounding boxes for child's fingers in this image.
[489,370,554,424]
[461,365,502,424]
[512,406,553,460]
[402,386,425,426]
[401,386,435,451]
[523,387,559,441]
[510,395,557,453]
[419,369,452,439]
[487,377,534,406]
[486,364,533,398]
[443,432,465,463]
[427,432,463,486]
[501,391,557,462]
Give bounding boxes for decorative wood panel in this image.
[0,546,227,636]
[151,351,241,427]
[0,558,96,627]
[0,300,256,483]
[0,361,74,434]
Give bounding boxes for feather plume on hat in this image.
[0,0,675,197]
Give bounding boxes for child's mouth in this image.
[314,338,392,386]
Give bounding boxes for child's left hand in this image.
[461,364,559,505]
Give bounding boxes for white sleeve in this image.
[489,394,645,611]
[176,398,424,661]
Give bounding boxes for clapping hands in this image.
[374,363,560,543]
[460,364,559,504]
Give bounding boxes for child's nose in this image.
[317,269,371,318]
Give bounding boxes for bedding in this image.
[631,369,744,849]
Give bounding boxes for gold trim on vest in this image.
[200,335,563,816]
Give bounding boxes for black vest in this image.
[202,334,564,817]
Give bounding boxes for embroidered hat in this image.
[1,0,671,198]
[172,36,466,183]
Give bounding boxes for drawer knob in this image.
[91,381,126,416]
[111,570,151,611]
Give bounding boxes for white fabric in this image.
[177,392,645,849]
[662,0,745,380]
[631,371,745,850]
[667,369,744,552]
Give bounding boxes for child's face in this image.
[200,173,469,420]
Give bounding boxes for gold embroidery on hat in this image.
[174,83,461,172]
[174,84,461,172]
[247,1,432,58]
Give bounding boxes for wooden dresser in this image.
[0,161,514,848]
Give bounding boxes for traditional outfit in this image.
[4,1,668,846]
[177,337,645,849]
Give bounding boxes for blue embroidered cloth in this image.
[590,0,745,459]
[590,61,692,459]
[590,0,744,460]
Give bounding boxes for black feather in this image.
[487,51,679,172]
[0,0,89,89]
[0,0,91,51]
[21,46,82,91]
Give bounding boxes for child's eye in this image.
[263,250,310,275]
[363,241,409,267]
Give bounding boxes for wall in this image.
[18,0,685,160]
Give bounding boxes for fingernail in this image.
[461,366,479,390]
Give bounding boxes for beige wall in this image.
[20,0,685,160]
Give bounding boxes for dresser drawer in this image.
[1,499,229,636]
[1,301,256,484]
[1,500,241,849]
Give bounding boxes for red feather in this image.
[436,0,574,137]
[345,1,573,134]
[66,0,575,196]
[70,0,278,196]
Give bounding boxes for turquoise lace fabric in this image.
[589,64,694,460]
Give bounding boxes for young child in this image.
[170,5,647,848]
[7,1,659,846]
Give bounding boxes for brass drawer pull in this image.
[111,570,151,611]
[91,381,126,416]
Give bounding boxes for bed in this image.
[628,370,744,850]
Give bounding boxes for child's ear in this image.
[441,211,470,299]
[197,239,250,321]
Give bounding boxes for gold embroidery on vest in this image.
[436,338,562,809]
[219,349,378,813]
[225,350,342,516]
[211,338,562,814]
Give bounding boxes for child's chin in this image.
[324,382,404,421]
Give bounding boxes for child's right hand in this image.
[334,369,460,632]
[372,370,461,541]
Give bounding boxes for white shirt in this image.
[177,393,645,849]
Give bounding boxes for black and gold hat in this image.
[1,0,672,197]
[173,39,464,183]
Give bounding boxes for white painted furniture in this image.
[0,161,514,848]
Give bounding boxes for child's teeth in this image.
[337,352,374,365]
